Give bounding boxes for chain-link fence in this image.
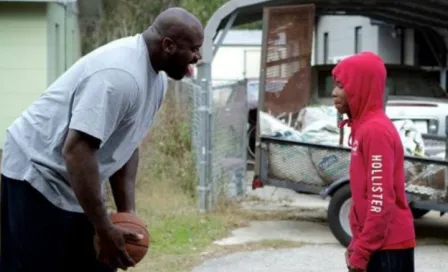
[160,78,212,212]
[175,77,248,212]
[165,73,250,212]
[182,78,212,212]
[210,80,248,206]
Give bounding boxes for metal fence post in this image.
[205,78,214,210]
[197,78,210,213]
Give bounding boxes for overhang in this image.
[0,0,76,2]
[200,0,448,67]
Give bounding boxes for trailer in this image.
[252,131,448,247]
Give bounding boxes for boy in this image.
[332,52,416,272]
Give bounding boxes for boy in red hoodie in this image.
[331,52,416,272]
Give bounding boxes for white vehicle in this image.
[314,64,448,137]
[387,96,448,137]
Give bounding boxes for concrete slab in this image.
[193,245,448,272]
[244,185,329,211]
[214,220,338,246]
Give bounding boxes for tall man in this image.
[0,7,203,272]
[332,52,416,272]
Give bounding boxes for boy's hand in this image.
[348,268,365,272]
[345,249,353,268]
[345,250,349,268]
[348,264,365,272]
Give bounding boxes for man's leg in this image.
[0,175,115,272]
[0,175,72,271]
[0,175,17,271]
[367,248,415,272]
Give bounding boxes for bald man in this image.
[0,7,203,272]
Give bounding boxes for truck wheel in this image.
[411,207,429,219]
[327,184,352,248]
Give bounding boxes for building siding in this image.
[212,46,261,85]
[46,2,81,85]
[377,24,402,64]
[0,1,82,149]
[314,15,415,66]
[315,15,379,64]
[0,2,47,148]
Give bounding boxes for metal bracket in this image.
[197,185,211,192]
[212,11,238,60]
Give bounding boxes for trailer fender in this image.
[320,177,350,199]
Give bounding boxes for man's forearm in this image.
[64,152,111,230]
[109,148,139,213]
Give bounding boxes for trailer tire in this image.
[247,124,256,159]
[328,184,352,248]
[411,207,429,219]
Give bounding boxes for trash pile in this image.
[260,105,447,199]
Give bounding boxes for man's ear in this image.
[162,37,176,55]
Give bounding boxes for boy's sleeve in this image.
[349,128,395,270]
[69,69,139,146]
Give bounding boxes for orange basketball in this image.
[94,212,150,264]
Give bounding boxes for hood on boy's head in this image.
[332,51,386,121]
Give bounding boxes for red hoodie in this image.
[332,52,415,270]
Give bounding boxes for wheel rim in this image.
[339,198,352,236]
[247,125,256,158]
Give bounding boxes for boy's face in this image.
[332,79,350,115]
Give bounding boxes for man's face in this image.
[162,32,203,80]
[332,79,350,115]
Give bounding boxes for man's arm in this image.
[65,69,138,229]
[109,148,139,214]
[349,128,395,270]
[62,130,112,231]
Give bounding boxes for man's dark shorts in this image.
[0,174,115,272]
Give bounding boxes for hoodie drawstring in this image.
[338,119,354,147]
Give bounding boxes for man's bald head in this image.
[144,8,203,80]
[151,7,203,43]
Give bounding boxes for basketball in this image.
[94,212,150,264]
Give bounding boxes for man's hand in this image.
[96,224,143,270]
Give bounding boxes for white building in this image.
[315,15,416,66]
[211,29,262,86]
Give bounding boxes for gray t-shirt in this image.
[1,34,167,213]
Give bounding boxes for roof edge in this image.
[0,0,77,3]
[202,0,270,64]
